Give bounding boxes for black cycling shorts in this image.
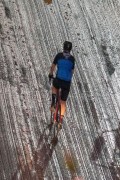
[53,78,71,101]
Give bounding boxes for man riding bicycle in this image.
[49,41,75,128]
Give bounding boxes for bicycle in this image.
[49,78,62,141]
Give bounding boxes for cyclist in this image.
[49,41,75,128]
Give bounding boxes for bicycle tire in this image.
[53,121,58,137]
[49,90,61,141]
[49,112,58,139]
[50,108,60,140]
[57,104,61,123]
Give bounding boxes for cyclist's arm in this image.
[49,63,56,75]
[49,53,59,75]
[72,57,75,75]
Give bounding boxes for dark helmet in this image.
[63,41,72,52]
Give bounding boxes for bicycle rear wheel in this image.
[50,108,61,140]
[49,112,58,141]
[56,104,62,130]
[53,103,60,137]
[53,121,58,137]
[49,122,58,146]
[49,92,61,142]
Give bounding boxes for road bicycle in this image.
[49,78,62,141]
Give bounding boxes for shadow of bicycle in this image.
[11,123,58,180]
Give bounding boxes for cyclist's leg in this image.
[51,78,59,111]
[60,100,66,117]
[51,86,58,110]
[58,97,67,129]
[57,99,65,129]
[60,81,70,121]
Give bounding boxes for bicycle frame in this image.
[49,88,62,139]
[53,89,61,123]
[49,78,62,139]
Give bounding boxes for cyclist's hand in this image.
[48,74,53,83]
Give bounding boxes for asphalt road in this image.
[0,0,120,179]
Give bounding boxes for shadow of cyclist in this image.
[33,124,58,179]
[11,123,58,180]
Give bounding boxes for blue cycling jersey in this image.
[53,52,75,82]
